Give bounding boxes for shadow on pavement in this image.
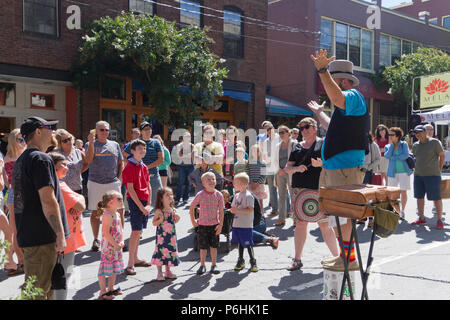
[268,271,323,300]
[167,273,213,299]
[210,269,250,292]
[122,278,175,300]
[72,272,129,300]
[74,251,101,267]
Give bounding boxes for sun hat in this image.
[328,60,359,87]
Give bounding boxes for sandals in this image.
[125,266,136,275]
[287,259,303,271]
[8,264,24,276]
[134,260,151,267]
[98,291,114,300]
[111,287,123,296]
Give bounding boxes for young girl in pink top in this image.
[49,152,86,300]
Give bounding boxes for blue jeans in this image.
[150,174,163,208]
[175,165,194,202]
[266,175,278,212]
[253,219,270,243]
[363,170,373,184]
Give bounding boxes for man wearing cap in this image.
[13,116,69,299]
[308,50,369,272]
[174,131,195,206]
[411,125,445,228]
[124,121,163,209]
[257,120,280,216]
[85,120,124,252]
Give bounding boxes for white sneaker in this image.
[400,211,405,220]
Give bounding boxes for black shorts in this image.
[197,225,219,249]
[159,169,168,177]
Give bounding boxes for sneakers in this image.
[436,219,444,229]
[412,218,426,225]
[400,211,405,220]
[323,258,359,272]
[234,259,245,271]
[249,259,259,273]
[210,265,220,275]
[196,265,206,275]
[267,237,279,249]
[165,271,177,279]
[287,258,303,271]
[156,272,165,281]
[91,239,100,252]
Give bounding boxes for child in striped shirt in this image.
[189,172,225,275]
[246,144,267,215]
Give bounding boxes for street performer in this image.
[309,50,369,272]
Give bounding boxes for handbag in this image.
[51,255,66,290]
[406,153,415,170]
[369,143,382,185]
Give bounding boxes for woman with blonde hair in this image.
[4,128,27,275]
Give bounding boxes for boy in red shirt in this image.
[122,139,152,276]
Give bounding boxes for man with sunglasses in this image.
[85,121,124,252]
[13,116,69,299]
[309,51,369,272]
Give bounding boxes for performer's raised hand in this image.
[307,100,326,114]
[310,49,335,70]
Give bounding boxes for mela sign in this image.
[420,72,450,109]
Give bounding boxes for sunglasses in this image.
[299,124,311,131]
[61,137,72,143]
[116,197,123,202]
[279,131,287,134]
[16,138,25,143]
[388,134,396,137]
[98,128,110,132]
[41,125,55,130]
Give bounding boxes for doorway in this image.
[0,117,14,134]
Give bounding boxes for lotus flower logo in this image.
[424,78,449,95]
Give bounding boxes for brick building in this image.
[390,0,450,28]
[0,0,267,142]
[267,0,450,135]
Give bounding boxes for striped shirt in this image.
[246,160,266,184]
[190,189,224,226]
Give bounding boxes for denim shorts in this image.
[128,198,149,231]
[414,175,441,201]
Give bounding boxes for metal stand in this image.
[334,216,377,300]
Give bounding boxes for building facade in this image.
[390,0,450,28]
[0,0,267,142]
[267,0,450,134]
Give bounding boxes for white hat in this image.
[328,60,359,87]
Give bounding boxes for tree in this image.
[71,12,228,127]
[383,47,450,108]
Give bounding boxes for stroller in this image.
[193,207,234,253]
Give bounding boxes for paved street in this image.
[1,175,450,300]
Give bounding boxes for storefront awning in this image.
[266,95,313,117]
[222,90,252,102]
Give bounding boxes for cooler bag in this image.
[319,184,401,219]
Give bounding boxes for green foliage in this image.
[10,276,45,300]
[383,48,450,107]
[368,65,389,90]
[71,11,228,127]
[0,239,10,266]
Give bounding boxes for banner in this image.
[420,72,450,109]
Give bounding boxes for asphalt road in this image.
[1,174,450,300]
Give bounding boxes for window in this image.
[320,19,333,56]
[23,0,58,36]
[380,34,390,66]
[335,23,348,60]
[390,37,401,64]
[429,18,438,25]
[412,42,421,52]
[443,16,450,29]
[180,0,202,28]
[213,99,229,113]
[0,83,15,106]
[402,40,412,55]
[101,76,126,100]
[129,0,154,15]
[223,8,243,58]
[323,19,373,70]
[30,93,54,109]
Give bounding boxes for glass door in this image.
[102,108,126,142]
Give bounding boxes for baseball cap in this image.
[139,121,152,130]
[21,116,58,140]
[413,125,426,133]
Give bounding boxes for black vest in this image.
[323,91,370,161]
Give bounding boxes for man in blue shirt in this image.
[124,122,164,210]
[309,50,369,272]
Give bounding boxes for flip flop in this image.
[98,291,114,300]
[111,287,123,296]
[134,261,151,267]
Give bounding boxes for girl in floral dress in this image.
[151,187,181,281]
[97,191,125,300]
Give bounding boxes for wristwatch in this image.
[317,67,328,74]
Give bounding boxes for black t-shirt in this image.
[13,148,69,247]
[289,138,323,189]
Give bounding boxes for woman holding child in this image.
[284,117,339,271]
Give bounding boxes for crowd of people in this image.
[0,51,447,300]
